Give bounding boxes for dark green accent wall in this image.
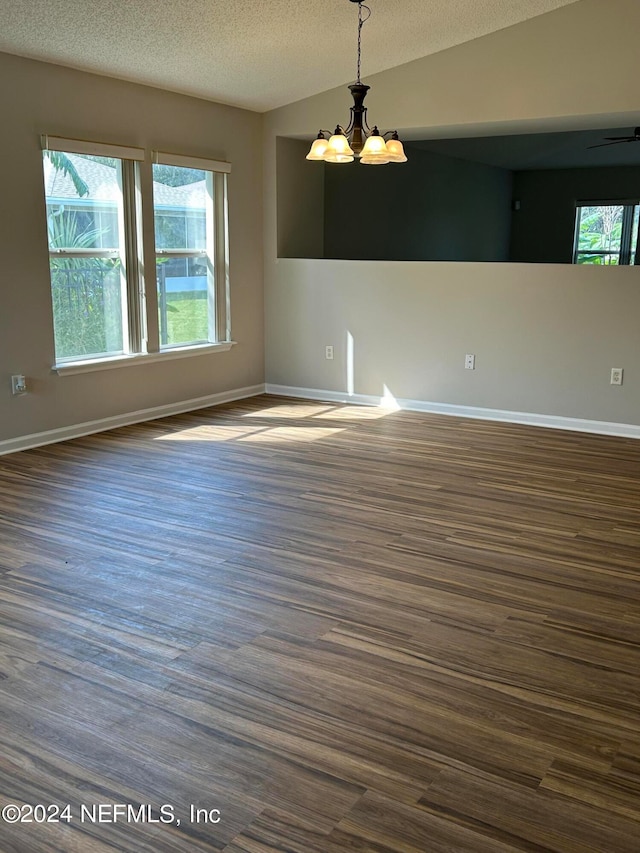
[276,137,325,259]
[323,147,513,262]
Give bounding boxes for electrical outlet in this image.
[464,354,475,370]
[11,375,27,395]
[325,345,334,360]
[610,368,623,386]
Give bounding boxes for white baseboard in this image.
[0,385,265,456]
[5,383,638,455]
[265,384,640,439]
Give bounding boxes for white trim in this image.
[152,150,231,174]
[54,341,236,376]
[0,385,265,457]
[41,135,145,161]
[265,384,640,440]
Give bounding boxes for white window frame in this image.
[42,136,144,364]
[41,136,234,374]
[152,151,232,349]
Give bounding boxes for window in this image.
[573,203,640,265]
[44,148,140,360]
[153,163,218,348]
[42,137,231,367]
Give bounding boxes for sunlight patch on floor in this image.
[238,426,345,443]
[242,404,336,419]
[153,423,346,443]
[313,406,389,421]
[155,424,266,442]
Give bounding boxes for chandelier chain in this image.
[356,2,371,83]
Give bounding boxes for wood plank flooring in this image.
[0,395,639,852]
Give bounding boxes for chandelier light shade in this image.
[306,133,330,160]
[324,132,355,163]
[384,132,409,163]
[305,0,408,166]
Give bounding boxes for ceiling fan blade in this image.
[587,139,630,149]
[602,135,635,141]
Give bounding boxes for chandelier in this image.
[306,0,408,165]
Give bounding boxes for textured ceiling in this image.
[0,0,580,112]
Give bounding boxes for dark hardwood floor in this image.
[1,395,639,852]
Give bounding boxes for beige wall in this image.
[264,0,640,427]
[267,260,640,423]
[0,52,263,444]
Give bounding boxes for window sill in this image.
[54,341,237,376]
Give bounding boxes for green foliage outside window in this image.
[575,206,623,264]
[48,211,122,359]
